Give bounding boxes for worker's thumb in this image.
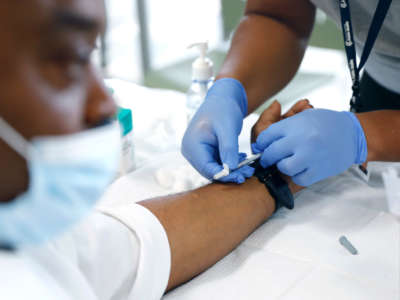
[216,129,239,170]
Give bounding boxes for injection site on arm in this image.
[213,154,261,181]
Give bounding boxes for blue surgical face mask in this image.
[0,117,121,248]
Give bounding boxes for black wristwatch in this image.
[250,159,294,212]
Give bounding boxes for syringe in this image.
[213,153,262,180]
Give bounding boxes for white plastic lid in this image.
[188,42,214,81]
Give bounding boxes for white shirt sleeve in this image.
[25,204,171,300]
[97,204,171,300]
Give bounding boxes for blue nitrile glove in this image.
[252,109,368,186]
[182,78,254,183]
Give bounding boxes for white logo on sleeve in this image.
[344,21,353,46]
[349,59,357,82]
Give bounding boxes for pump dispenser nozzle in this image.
[188,42,214,81]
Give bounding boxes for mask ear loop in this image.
[0,117,31,251]
[0,117,33,160]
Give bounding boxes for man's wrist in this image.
[251,167,304,212]
[245,177,277,218]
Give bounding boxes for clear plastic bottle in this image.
[186,42,214,124]
[187,79,214,122]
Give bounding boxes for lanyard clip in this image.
[352,82,361,96]
[350,88,362,112]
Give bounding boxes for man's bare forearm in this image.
[217,0,315,113]
[357,110,400,162]
[139,177,302,291]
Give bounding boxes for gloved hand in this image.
[252,109,368,186]
[182,78,254,183]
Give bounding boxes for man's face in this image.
[0,0,116,202]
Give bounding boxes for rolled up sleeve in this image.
[97,203,171,300]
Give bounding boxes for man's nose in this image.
[85,67,117,127]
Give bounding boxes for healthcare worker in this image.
[182,0,400,187]
[0,1,313,299]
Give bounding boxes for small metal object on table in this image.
[339,236,359,255]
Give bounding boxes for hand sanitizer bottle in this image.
[186,42,214,123]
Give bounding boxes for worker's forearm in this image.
[357,110,400,162]
[217,14,312,113]
[139,177,301,291]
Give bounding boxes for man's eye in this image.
[59,47,94,72]
[62,48,92,66]
[41,48,94,89]
[51,55,86,83]
[74,46,95,65]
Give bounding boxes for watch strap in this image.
[251,160,294,212]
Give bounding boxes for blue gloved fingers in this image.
[183,133,243,182]
[182,138,223,180]
[203,161,229,180]
[215,126,240,171]
[292,171,307,187]
[236,174,246,184]
[212,151,249,183]
[238,152,248,162]
[277,155,306,177]
[239,165,255,178]
[255,122,285,152]
[251,143,262,154]
[292,168,318,187]
[213,152,254,183]
[215,155,254,183]
[259,138,293,168]
[217,170,246,183]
